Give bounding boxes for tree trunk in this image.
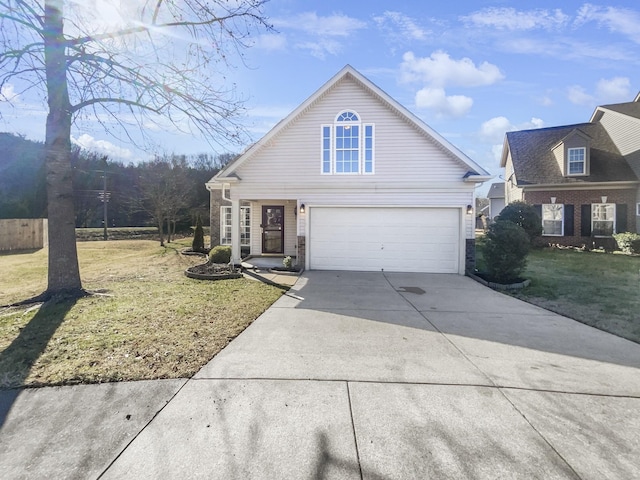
[43,1,83,297]
[157,215,165,246]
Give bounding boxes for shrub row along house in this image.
[501,93,640,247]
[206,65,491,273]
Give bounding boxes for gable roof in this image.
[487,182,504,199]
[212,65,490,183]
[503,123,638,186]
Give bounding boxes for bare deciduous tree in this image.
[0,0,269,299]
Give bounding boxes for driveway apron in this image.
[3,272,639,479]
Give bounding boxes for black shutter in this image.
[533,204,543,234]
[564,205,574,236]
[533,204,542,218]
[616,204,628,233]
[581,204,591,236]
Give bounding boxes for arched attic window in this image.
[321,110,374,175]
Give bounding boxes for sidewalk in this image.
[2,272,639,479]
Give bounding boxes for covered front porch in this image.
[226,198,305,267]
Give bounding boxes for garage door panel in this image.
[309,207,460,273]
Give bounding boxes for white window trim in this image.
[320,125,332,175]
[541,204,564,237]
[591,203,615,238]
[320,111,375,175]
[220,206,250,246]
[363,123,375,175]
[567,147,586,176]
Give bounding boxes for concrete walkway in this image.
[2,272,640,479]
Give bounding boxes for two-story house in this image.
[206,65,491,273]
[501,93,640,246]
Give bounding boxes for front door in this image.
[262,205,284,254]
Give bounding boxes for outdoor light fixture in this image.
[466,204,473,215]
[299,203,305,214]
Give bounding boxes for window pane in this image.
[592,203,615,236]
[542,204,563,235]
[568,148,585,174]
[593,221,613,236]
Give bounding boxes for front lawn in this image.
[0,239,283,388]
[507,247,640,343]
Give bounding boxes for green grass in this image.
[509,247,640,343]
[0,239,283,388]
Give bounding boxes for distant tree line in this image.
[0,133,235,235]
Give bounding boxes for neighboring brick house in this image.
[500,94,640,247]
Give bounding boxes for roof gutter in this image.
[518,180,639,191]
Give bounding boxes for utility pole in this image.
[98,171,110,241]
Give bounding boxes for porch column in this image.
[230,199,241,265]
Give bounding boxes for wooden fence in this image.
[0,218,48,251]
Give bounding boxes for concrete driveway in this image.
[2,272,640,479]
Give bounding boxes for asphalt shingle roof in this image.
[600,101,640,120]
[506,122,638,185]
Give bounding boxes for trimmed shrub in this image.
[483,220,530,283]
[209,245,232,264]
[613,232,640,254]
[192,214,205,253]
[496,201,543,241]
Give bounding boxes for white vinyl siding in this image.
[542,204,564,236]
[220,206,250,246]
[599,110,640,157]
[235,77,469,188]
[227,75,477,242]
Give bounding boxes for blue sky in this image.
[1,1,639,195]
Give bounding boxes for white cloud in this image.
[575,4,640,43]
[415,88,473,118]
[567,85,595,105]
[0,84,20,102]
[400,51,504,88]
[461,7,569,31]
[373,11,429,41]
[480,116,544,143]
[567,77,631,105]
[254,33,287,51]
[272,12,366,37]
[72,133,133,160]
[271,12,365,59]
[596,77,631,101]
[297,39,342,59]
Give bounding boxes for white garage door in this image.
[308,207,460,273]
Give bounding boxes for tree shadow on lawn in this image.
[0,298,77,428]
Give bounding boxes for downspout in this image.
[221,183,231,202]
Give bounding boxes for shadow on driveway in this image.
[0,298,76,427]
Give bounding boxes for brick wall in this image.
[209,189,225,247]
[465,238,476,273]
[524,188,637,247]
[297,235,306,268]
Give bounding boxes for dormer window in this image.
[321,110,374,175]
[568,147,586,175]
